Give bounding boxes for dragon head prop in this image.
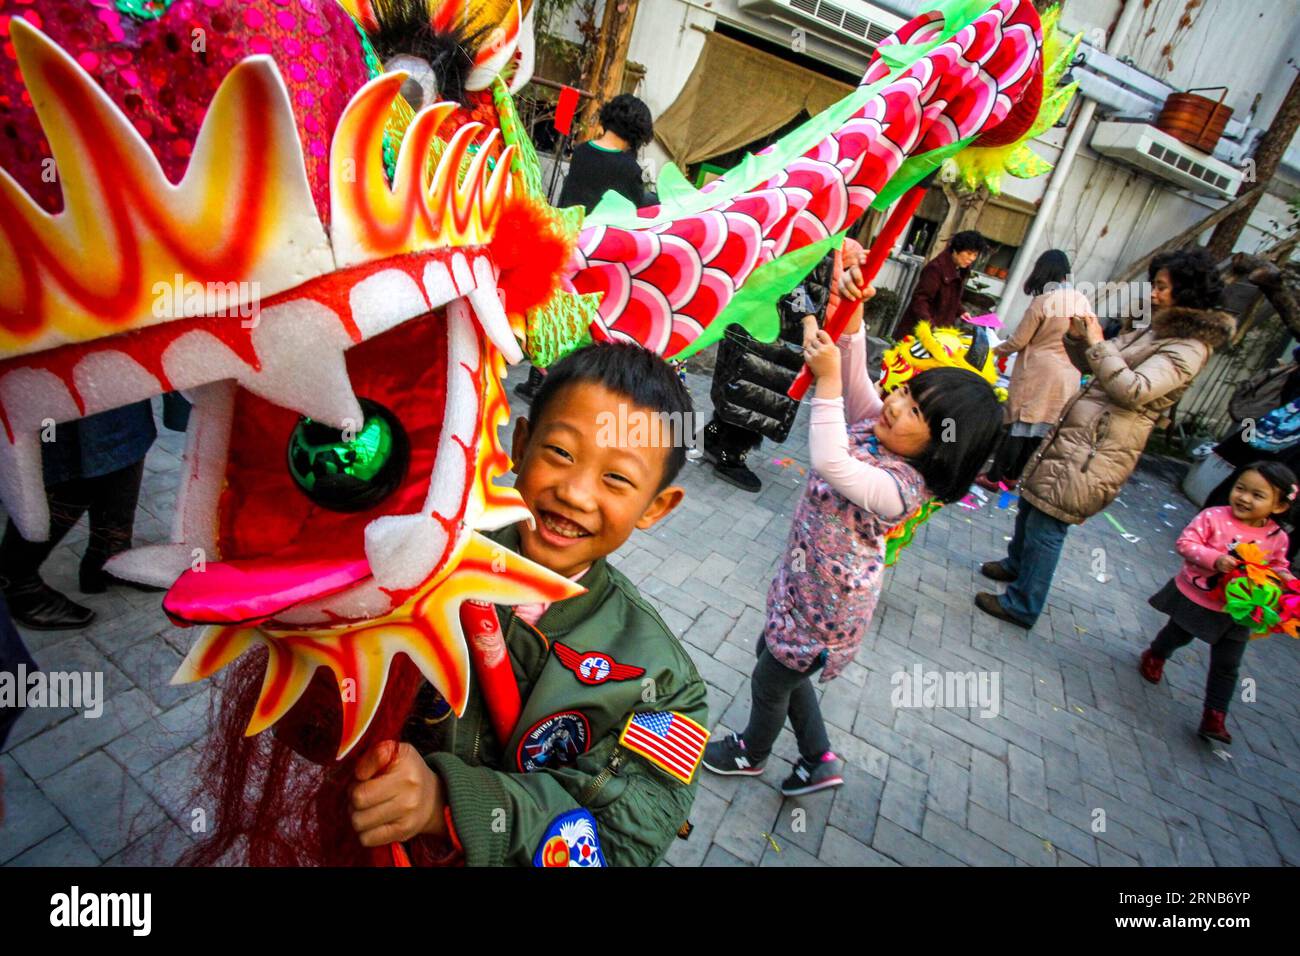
[0,0,1046,757]
[879,322,1005,398]
[0,0,580,757]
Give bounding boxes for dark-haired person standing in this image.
[0,403,159,630]
[557,93,655,214]
[516,95,657,404]
[977,247,1236,629]
[977,250,1091,490]
[894,230,988,340]
[703,254,837,492]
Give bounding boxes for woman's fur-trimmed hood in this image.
[1151,305,1235,350]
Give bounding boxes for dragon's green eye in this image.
[287,398,409,512]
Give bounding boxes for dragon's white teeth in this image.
[451,251,476,293]
[173,380,237,555]
[364,513,452,590]
[467,286,523,364]
[0,367,82,434]
[0,432,51,543]
[0,365,86,542]
[104,543,197,588]
[349,269,430,341]
[466,256,522,363]
[422,260,462,311]
[444,298,481,443]
[74,351,163,405]
[361,296,481,593]
[243,299,364,430]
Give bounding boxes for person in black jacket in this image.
[556,94,654,213]
[517,95,657,404]
[702,254,835,492]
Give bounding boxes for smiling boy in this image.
[347,342,709,866]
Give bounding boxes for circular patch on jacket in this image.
[516,711,591,773]
[581,655,611,683]
[533,809,606,867]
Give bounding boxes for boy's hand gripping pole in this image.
[379,601,522,868]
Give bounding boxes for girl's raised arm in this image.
[808,395,906,520]
[839,329,882,426]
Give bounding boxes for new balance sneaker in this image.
[781,751,845,796]
[702,733,765,776]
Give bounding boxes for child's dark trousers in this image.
[741,641,831,764]
[1150,621,1247,713]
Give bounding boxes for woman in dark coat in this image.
[894,230,987,340]
[702,254,834,491]
[0,402,159,630]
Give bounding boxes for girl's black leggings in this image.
[740,642,831,764]
[1150,620,1248,713]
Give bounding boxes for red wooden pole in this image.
[787,184,928,400]
[460,600,523,747]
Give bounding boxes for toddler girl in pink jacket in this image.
[1142,460,1296,744]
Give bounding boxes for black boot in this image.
[713,449,762,493]
[2,575,96,631]
[514,366,545,404]
[702,419,721,465]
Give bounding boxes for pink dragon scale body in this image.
[565,0,1042,358]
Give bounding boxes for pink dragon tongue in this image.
[164,556,372,627]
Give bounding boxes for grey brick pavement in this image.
[3,362,1299,867]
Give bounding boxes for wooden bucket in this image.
[1156,88,1233,153]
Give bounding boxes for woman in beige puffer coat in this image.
[976,248,1234,628]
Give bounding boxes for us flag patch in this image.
[618,711,709,784]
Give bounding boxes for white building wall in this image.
[996,0,1299,324]
[1060,0,1300,121]
[625,0,718,180]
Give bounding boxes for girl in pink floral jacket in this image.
[703,285,1002,796]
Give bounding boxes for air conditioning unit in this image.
[737,0,903,54]
[1090,121,1244,198]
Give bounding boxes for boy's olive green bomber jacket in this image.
[422,524,710,866]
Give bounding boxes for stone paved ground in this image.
[3,362,1299,867]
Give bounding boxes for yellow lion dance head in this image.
[879,322,1007,401]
